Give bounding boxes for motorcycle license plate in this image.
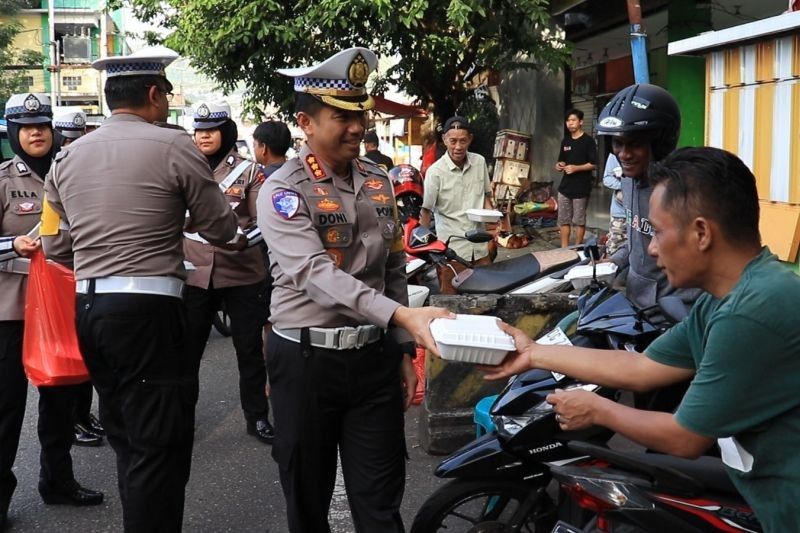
[535,327,572,381]
[550,521,583,533]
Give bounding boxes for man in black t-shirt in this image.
[363,130,394,171]
[555,108,597,247]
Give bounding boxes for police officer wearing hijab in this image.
[52,110,105,448]
[53,111,87,147]
[257,47,451,533]
[185,101,273,443]
[42,47,239,532]
[0,93,103,530]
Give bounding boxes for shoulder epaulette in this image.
[275,158,309,185]
[153,121,187,132]
[358,156,388,175]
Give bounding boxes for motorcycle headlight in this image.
[493,402,554,437]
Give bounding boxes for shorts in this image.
[557,193,588,226]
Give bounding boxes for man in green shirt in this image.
[483,146,800,531]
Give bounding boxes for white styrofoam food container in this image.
[466,208,503,223]
[430,314,515,365]
[564,262,618,289]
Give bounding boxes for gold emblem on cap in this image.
[348,54,369,87]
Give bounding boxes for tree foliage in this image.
[115,0,571,120]
[1,0,46,104]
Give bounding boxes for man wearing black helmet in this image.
[595,84,700,311]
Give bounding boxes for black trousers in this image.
[73,381,94,426]
[0,322,27,508]
[267,331,406,533]
[184,282,269,423]
[0,322,83,506]
[76,292,196,533]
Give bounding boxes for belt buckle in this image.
[337,327,360,350]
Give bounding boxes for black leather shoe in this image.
[86,414,105,437]
[73,423,103,447]
[246,418,274,444]
[39,480,104,506]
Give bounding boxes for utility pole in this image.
[48,0,56,103]
[626,0,650,84]
[99,1,108,114]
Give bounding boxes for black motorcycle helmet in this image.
[596,84,680,162]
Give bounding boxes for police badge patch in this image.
[272,189,300,219]
[24,94,41,112]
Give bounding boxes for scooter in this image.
[410,244,689,533]
[550,441,762,533]
[404,217,586,296]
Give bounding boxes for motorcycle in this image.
[404,217,587,296]
[550,441,761,533]
[410,244,689,533]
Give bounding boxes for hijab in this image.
[7,121,58,180]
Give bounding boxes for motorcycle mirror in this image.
[584,239,601,261]
[464,230,494,243]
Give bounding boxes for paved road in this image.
[5,330,447,532]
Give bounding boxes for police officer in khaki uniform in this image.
[184,101,273,443]
[0,93,103,531]
[42,48,239,532]
[52,110,106,448]
[53,110,87,148]
[257,47,451,533]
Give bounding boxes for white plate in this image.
[466,208,503,223]
[430,314,515,365]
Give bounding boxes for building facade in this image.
[2,0,128,116]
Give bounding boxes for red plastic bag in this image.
[22,251,89,386]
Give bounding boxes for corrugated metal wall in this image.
[705,35,800,204]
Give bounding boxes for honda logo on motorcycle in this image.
[528,442,562,455]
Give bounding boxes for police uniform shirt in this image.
[0,156,44,320]
[43,113,237,281]
[257,144,411,339]
[183,149,266,289]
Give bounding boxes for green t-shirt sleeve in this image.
[674,314,800,438]
[645,318,696,370]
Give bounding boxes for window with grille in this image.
[63,76,82,90]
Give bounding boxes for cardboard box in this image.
[492,158,530,186]
[493,129,532,161]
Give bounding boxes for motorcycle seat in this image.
[635,452,739,496]
[455,249,581,294]
[568,441,739,497]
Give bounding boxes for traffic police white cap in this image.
[193,101,232,130]
[277,47,378,111]
[54,110,87,139]
[4,93,53,124]
[92,45,179,78]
